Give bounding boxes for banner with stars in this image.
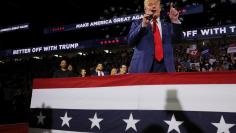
[30,72,236,133]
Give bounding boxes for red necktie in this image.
[153,18,163,62]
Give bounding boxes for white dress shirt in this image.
[97,71,104,76]
[150,17,162,39]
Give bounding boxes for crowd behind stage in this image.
[32,42,236,78]
[0,41,236,124]
[18,42,236,79]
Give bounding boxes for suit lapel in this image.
[160,19,167,45]
[147,23,154,42]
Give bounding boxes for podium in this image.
[30,72,236,132]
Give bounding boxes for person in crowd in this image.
[67,64,78,77]
[176,64,185,72]
[80,68,87,77]
[201,59,214,72]
[189,64,199,72]
[230,53,236,69]
[128,0,182,73]
[119,65,128,74]
[68,64,73,71]
[91,63,106,76]
[110,68,118,75]
[53,59,74,78]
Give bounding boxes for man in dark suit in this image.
[128,0,182,73]
[91,63,106,77]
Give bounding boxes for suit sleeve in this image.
[127,21,146,47]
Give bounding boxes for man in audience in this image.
[119,65,128,74]
[92,63,106,76]
[53,59,74,78]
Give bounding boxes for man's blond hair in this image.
[144,0,160,7]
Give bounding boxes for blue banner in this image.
[183,24,236,40]
[0,37,127,57]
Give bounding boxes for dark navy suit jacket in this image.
[128,19,181,73]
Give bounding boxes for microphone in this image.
[147,15,153,21]
[146,10,156,21]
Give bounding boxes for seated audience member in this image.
[110,68,118,75]
[119,65,128,75]
[53,59,74,78]
[80,69,87,77]
[92,63,106,76]
[68,64,78,77]
[230,53,236,69]
[189,64,199,72]
[68,64,73,71]
[176,64,184,72]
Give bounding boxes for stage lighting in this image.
[77,52,83,55]
[32,56,41,60]
[104,50,109,53]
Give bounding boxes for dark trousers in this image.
[150,59,167,72]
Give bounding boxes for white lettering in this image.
[201,29,210,36]
[0,24,29,33]
[192,30,197,36]
[219,27,226,34]
[182,31,186,37]
[113,17,131,23]
[43,46,57,51]
[229,26,236,33]
[32,47,42,53]
[90,20,112,27]
[213,28,219,34]
[59,43,79,50]
[210,29,213,35]
[132,15,143,20]
[76,23,89,28]
[12,49,31,55]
